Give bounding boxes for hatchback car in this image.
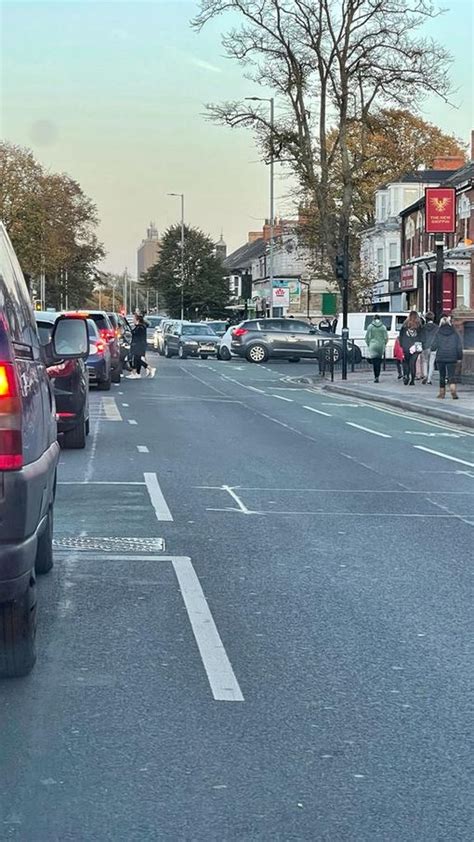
[35,312,90,448]
[0,222,89,677]
[231,318,362,364]
[164,323,219,359]
[86,319,112,388]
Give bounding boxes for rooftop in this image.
[223,237,266,272]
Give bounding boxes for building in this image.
[215,234,227,262]
[137,222,161,280]
[360,158,464,310]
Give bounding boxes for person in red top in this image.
[393,336,404,380]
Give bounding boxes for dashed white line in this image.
[144,472,173,521]
[128,419,138,425]
[346,422,391,438]
[303,405,332,417]
[137,445,149,453]
[413,446,474,468]
[271,394,293,402]
[122,402,129,407]
[171,557,244,702]
[222,485,253,514]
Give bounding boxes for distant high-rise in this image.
[137,222,161,279]
[215,233,227,262]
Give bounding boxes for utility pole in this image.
[336,235,350,380]
[434,236,444,323]
[245,96,274,318]
[168,193,185,320]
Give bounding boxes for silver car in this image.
[163,323,219,359]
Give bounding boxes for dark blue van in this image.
[0,223,89,677]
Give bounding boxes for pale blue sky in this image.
[1,0,472,274]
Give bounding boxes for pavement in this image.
[299,366,474,428]
[0,355,472,841]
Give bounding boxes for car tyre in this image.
[201,354,208,360]
[0,580,37,678]
[111,363,122,384]
[288,357,301,363]
[97,375,112,391]
[178,345,187,360]
[35,506,54,575]
[62,420,87,449]
[218,346,231,361]
[85,418,90,436]
[246,343,268,364]
[164,344,172,358]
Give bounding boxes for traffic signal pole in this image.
[336,236,349,380]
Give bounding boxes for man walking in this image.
[421,311,438,385]
[365,314,388,383]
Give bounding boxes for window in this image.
[285,320,310,332]
[456,275,465,308]
[389,243,398,267]
[377,248,384,279]
[380,193,387,220]
[364,315,392,330]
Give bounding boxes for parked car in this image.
[204,320,228,337]
[155,319,180,354]
[68,310,121,382]
[108,312,132,368]
[0,222,89,677]
[86,319,112,389]
[230,318,362,364]
[35,312,90,449]
[217,326,236,360]
[144,314,165,346]
[164,323,219,359]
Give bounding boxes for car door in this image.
[256,319,287,355]
[284,320,316,356]
[168,324,179,353]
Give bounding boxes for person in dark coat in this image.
[398,311,423,386]
[431,316,463,399]
[127,314,155,379]
[421,311,438,384]
[318,317,332,333]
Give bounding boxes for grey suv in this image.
[231,318,362,364]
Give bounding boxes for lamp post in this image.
[168,192,185,320]
[245,96,274,318]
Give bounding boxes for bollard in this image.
[341,327,349,380]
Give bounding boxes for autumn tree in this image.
[193,0,453,288]
[147,225,229,319]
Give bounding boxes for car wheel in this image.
[85,418,90,436]
[164,344,172,358]
[35,506,54,575]
[0,580,37,678]
[62,420,87,449]
[219,346,231,361]
[111,363,122,384]
[97,375,112,391]
[288,357,301,363]
[201,354,208,360]
[320,344,341,364]
[178,345,186,360]
[246,343,268,364]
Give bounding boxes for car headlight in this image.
[185,340,198,345]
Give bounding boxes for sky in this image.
[1,0,473,276]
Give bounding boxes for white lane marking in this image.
[102,397,122,421]
[346,422,391,438]
[137,445,149,453]
[405,431,461,438]
[413,446,474,468]
[321,402,359,407]
[205,509,461,519]
[122,402,129,407]
[359,400,474,435]
[128,419,138,425]
[172,557,244,702]
[271,394,293,402]
[222,485,253,514]
[218,372,265,394]
[144,472,173,521]
[58,480,145,485]
[303,405,332,417]
[194,485,473,495]
[84,416,100,482]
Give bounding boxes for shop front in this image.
[400,264,422,311]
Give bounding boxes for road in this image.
[1,354,472,841]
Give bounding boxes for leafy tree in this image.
[147,225,229,319]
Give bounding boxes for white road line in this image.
[172,557,244,702]
[122,402,129,407]
[58,480,145,485]
[84,416,100,482]
[137,445,149,453]
[222,485,253,514]
[144,472,173,521]
[321,402,359,407]
[405,431,461,438]
[346,422,391,438]
[102,397,122,421]
[271,394,293,402]
[413,446,474,468]
[303,405,332,417]
[128,419,138,425]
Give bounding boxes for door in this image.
[284,320,315,356]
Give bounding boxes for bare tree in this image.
[193,0,452,281]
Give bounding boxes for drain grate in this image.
[53,536,165,552]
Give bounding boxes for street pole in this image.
[168,192,185,320]
[434,236,444,322]
[269,97,274,319]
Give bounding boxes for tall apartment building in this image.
[137,222,161,280]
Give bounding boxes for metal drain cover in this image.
[53,536,165,552]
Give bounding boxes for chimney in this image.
[433,155,465,171]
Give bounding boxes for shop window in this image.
[456,275,465,308]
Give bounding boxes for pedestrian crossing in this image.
[88,396,122,421]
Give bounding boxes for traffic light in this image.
[335,254,346,281]
[241,273,252,301]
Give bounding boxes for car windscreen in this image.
[182,325,216,336]
[146,316,163,328]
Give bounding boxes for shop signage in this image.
[400,265,416,290]
[272,279,290,307]
[425,187,456,234]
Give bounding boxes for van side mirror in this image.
[52,316,89,359]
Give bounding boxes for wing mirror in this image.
[51,316,89,360]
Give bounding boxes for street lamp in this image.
[168,192,185,320]
[245,96,274,318]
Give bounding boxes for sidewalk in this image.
[304,370,474,428]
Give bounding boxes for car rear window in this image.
[107,313,119,328]
[87,313,111,331]
[242,321,260,330]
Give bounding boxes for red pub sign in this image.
[425,187,456,234]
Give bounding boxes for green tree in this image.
[147,225,229,319]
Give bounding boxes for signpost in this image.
[425,187,456,321]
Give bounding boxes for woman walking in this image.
[399,311,423,386]
[431,316,463,399]
[365,315,388,382]
[127,314,155,379]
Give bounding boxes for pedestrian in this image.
[399,311,423,386]
[365,314,388,383]
[420,311,438,385]
[393,336,404,379]
[431,315,463,399]
[331,315,338,333]
[127,314,155,379]
[318,317,332,333]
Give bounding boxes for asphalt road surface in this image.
[1,354,472,841]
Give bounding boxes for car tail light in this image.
[0,362,23,470]
[232,327,248,337]
[47,360,76,378]
[90,340,106,355]
[56,411,76,419]
[100,328,115,343]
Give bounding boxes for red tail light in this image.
[0,363,23,470]
[232,327,248,337]
[47,360,76,378]
[100,328,115,343]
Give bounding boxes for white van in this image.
[347,312,408,358]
